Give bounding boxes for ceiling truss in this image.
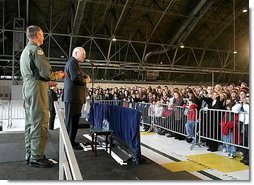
[0,0,249,85]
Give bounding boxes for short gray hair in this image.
[72,47,85,57]
[26,25,41,39]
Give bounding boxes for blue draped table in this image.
[89,103,142,164]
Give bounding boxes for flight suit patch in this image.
[37,49,44,55]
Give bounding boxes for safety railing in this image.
[9,100,25,129]
[54,102,83,180]
[0,100,25,130]
[0,100,10,131]
[121,101,249,151]
[199,108,249,150]
[94,99,122,106]
[134,102,188,136]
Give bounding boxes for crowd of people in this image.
[50,75,249,166]
[20,24,249,169]
[75,82,249,165]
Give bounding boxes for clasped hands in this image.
[83,75,91,84]
[55,71,66,80]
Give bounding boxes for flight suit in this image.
[20,41,56,160]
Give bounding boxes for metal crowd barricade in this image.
[199,108,249,150]
[122,102,152,130]
[147,103,187,137]
[92,101,249,152]
[94,100,122,106]
[93,101,153,130]
[120,102,188,137]
[0,100,10,131]
[9,100,26,129]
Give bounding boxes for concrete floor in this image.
[0,127,199,181]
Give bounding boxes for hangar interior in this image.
[0,0,249,85]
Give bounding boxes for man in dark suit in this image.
[64,47,90,150]
[48,87,58,130]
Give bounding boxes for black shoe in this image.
[167,134,174,137]
[177,136,186,140]
[25,156,30,164]
[29,158,54,168]
[72,142,81,146]
[240,159,249,165]
[185,137,193,143]
[144,127,150,131]
[72,143,83,150]
[157,130,165,135]
[210,148,218,152]
[82,142,92,146]
[243,161,249,166]
[26,154,46,164]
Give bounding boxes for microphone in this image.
[85,59,94,66]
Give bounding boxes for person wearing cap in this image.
[20,25,65,168]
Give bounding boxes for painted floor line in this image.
[141,142,221,180]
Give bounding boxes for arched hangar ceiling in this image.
[0,0,249,85]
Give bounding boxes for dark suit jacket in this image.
[48,89,58,111]
[63,57,88,105]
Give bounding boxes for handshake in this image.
[54,71,66,80]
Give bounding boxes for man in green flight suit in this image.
[20,25,65,168]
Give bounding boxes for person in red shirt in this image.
[184,99,199,142]
[220,104,242,158]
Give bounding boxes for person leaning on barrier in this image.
[20,25,65,168]
[63,47,91,150]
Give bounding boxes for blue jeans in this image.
[223,131,236,156]
[185,121,196,136]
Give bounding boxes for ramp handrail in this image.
[54,102,83,180]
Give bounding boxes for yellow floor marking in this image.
[140,131,155,135]
[162,161,207,172]
[187,153,249,173]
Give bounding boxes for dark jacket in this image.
[48,89,58,111]
[63,57,88,104]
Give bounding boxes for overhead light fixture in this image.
[242,8,248,13]
[180,43,184,48]
[233,51,237,54]
[112,36,117,41]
